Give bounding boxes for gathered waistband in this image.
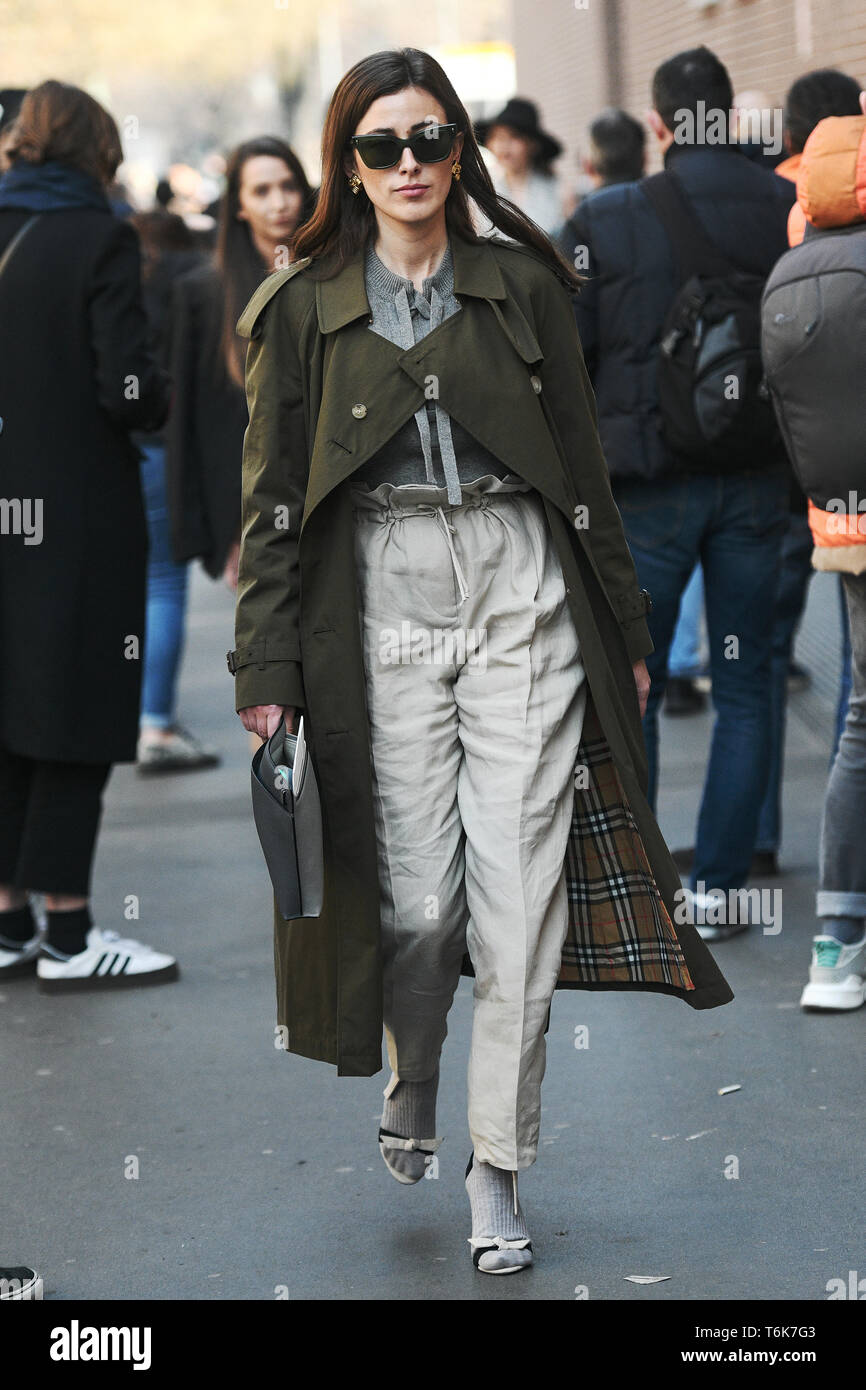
[350,474,539,608]
[350,473,534,517]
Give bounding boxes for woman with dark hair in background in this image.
[0,80,177,989]
[163,138,314,619]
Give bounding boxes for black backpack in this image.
[761,220,866,508]
[642,171,782,471]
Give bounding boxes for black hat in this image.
[474,97,563,163]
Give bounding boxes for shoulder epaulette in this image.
[236,257,312,339]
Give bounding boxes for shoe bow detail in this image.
[378,1132,443,1154]
[468,1236,532,1251]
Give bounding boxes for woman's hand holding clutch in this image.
[239,704,298,741]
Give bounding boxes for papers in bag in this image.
[273,719,307,799]
[291,716,308,797]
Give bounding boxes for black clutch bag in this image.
[250,716,323,919]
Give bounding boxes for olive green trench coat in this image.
[228,231,733,1076]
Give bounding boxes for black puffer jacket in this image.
[557,144,796,483]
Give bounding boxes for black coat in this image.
[0,207,170,763]
[164,262,251,578]
[132,246,204,450]
[557,145,797,482]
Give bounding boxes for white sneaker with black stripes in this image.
[36,927,179,992]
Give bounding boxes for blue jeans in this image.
[138,442,189,727]
[668,563,705,677]
[818,572,866,931]
[615,467,789,894]
[755,510,815,852]
[835,575,853,757]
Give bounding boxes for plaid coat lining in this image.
[559,699,694,991]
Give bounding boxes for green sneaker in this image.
[800,934,866,1011]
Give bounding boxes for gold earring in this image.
[451,160,461,181]
[348,172,362,195]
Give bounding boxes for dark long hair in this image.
[215,136,316,387]
[291,49,582,291]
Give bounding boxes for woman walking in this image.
[229,48,732,1274]
[0,81,178,989]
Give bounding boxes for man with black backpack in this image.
[561,47,795,938]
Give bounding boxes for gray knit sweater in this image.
[353,238,517,501]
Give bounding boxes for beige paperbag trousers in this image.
[351,474,587,1169]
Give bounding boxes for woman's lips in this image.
[396,186,428,197]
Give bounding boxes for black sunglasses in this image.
[349,123,459,171]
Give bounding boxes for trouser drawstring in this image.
[377,498,472,606]
[433,505,470,606]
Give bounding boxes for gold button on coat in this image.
[352,403,367,418]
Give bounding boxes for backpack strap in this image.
[642,171,733,282]
[0,214,41,282]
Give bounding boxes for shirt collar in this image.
[316,229,506,334]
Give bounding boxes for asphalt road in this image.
[2,564,861,1301]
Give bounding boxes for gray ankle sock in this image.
[465,1154,529,1241]
[819,916,865,946]
[379,1064,439,1181]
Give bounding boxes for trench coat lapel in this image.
[300,236,575,537]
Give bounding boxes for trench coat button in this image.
[352,403,367,419]
[530,375,542,394]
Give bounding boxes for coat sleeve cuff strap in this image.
[227,637,302,673]
[612,588,653,625]
[227,640,306,711]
